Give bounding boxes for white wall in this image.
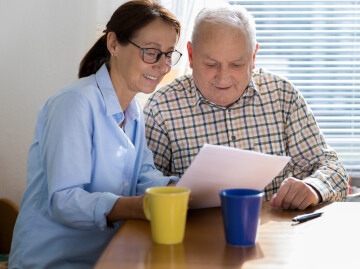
[0,0,98,205]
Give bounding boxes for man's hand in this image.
[269,177,320,210]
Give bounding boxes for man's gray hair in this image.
[191,5,257,53]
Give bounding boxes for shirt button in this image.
[124,183,129,187]
[231,135,236,141]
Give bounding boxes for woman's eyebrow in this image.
[142,41,175,51]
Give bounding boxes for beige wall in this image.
[0,0,98,205]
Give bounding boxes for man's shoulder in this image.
[253,68,291,84]
[157,73,193,96]
[146,73,194,107]
[252,68,298,94]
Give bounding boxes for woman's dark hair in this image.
[78,0,181,78]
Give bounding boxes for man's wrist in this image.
[306,183,323,204]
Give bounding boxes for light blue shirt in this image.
[9,64,178,269]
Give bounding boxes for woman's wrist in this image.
[106,195,145,223]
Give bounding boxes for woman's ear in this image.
[107,32,118,56]
[187,41,193,69]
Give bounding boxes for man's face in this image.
[188,22,257,107]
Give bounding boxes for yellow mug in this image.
[143,186,191,245]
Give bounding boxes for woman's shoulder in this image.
[50,75,101,104]
[40,75,102,117]
[60,75,100,99]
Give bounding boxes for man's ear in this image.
[252,43,259,69]
[187,41,193,69]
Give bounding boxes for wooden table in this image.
[95,202,360,268]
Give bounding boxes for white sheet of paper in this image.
[177,144,291,209]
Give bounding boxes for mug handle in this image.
[143,194,151,220]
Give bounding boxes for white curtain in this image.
[157,0,228,76]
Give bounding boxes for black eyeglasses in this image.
[127,39,182,66]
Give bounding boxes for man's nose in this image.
[216,66,231,84]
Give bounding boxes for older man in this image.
[144,6,349,210]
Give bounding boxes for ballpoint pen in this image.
[292,212,324,225]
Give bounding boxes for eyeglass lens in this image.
[143,49,181,66]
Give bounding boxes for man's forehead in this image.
[196,21,248,44]
[193,22,252,55]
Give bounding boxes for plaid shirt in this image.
[144,68,349,201]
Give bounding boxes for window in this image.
[230,0,360,178]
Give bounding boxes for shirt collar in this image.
[245,77,261,98]
[125,98,140,121]
[95,64,139,124]
[191,74,262,111]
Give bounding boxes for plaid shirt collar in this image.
[190,75,261,111]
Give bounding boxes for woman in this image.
[9,1,181,268]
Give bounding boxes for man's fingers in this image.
[269,194,276,206]
[281,188,299,210]
[297,198,313,210]
[272,179,293,209]
[289,193,306,210]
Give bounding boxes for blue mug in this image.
[219,189,264,247]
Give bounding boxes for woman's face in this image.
[109,18,178,98]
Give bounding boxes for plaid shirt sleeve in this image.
[143,95,173,176]
[282,83,349,202]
